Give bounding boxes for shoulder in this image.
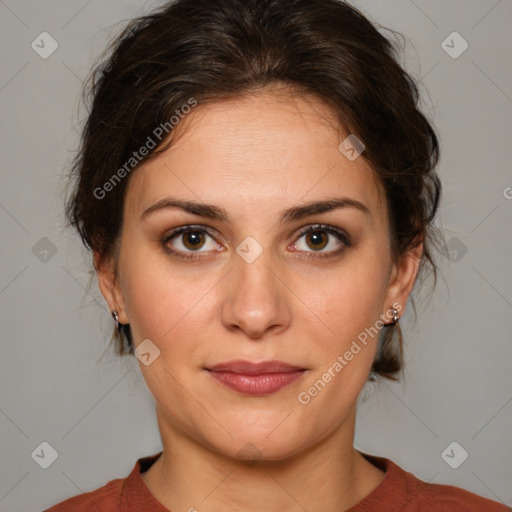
[357,453,510,512]
[410,477,510,511]
[43,477,125,511]
[42,452,163,512]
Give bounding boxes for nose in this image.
[220,247,292,339]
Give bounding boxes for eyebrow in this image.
[141,196,371,223]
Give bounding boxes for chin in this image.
[217,422,310,464]
[230,440,301,464]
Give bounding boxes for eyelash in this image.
[161,224,352,261]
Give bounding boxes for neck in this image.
[141,405,385,512]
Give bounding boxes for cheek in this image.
[296,257,389,344]
[288,256,391,414]
[291,265,386,424]
[119,246,219,351]
[119,256,216,401]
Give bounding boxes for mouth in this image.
[204,360,308,396]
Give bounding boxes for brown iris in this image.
[182,230,206,250]
[305,230,328,251]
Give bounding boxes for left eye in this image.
[291,225,350,255]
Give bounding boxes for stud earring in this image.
[383,307,400,326]
[111,310,119,330]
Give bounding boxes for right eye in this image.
[161,225,224,260]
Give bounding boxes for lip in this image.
[206,360,305,374]
[205,360,307,396]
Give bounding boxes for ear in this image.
[93,249,129,324]
[383,240,423,317]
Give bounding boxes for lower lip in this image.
[207,370,306,395]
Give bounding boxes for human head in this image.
[66,0,440,383]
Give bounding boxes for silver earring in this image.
[391,307,400,324]
[111,310,119,330]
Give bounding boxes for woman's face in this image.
[97,89,418,461]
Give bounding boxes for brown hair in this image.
[65,0,441,381]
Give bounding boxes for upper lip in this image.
[206,360,306,374]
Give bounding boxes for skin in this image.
[95,87,422,512]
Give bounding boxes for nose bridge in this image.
[220,240,291,338]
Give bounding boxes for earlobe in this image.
[93,250,128,324]
[384,241,423,316]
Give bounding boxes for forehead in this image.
[124,89,386,223]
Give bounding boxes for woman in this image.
[46,0,509,510]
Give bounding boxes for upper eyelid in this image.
[296,223,349,239]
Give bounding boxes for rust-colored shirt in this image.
[44,451,510,511]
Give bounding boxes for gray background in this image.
[0,1,511,510]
